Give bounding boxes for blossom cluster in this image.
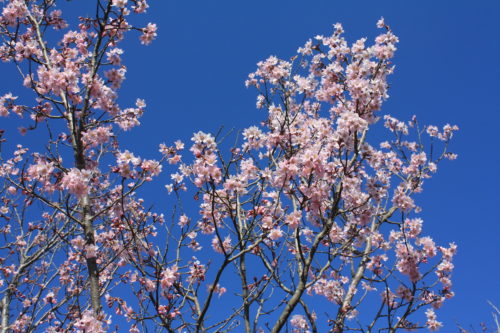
[165,20,458,332]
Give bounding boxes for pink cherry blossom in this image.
[290,314,311,333]
[61,168,92,198]
[140,23,157,45]
[161,265,178,289]
[82,126,113,148]
[425,308,443,331]
[73,311,106,333]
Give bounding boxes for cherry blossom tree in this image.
[0,1,458,332]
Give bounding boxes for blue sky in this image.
[136,0,499,329]
[1,0,499,330]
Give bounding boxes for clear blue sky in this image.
[1,0,499,330]
[136,0,500,329]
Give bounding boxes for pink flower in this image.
[384,115,408,134]
[418,236,437,257]
[105,67,126,89]
[73,311,106,333]
[426,125,439,137]
[82,126,113,148]
[212,235,232,254]
[0,93,17,117]
[141,159,162,177]
[392,186,415,211]
[140,23,157,45]
[2,0,27,26]
[297,39,313,55]
[178,214,189,227]
[188,260,206,283]
[290,314,311,333]
[268,228,283,240]
[168,154,181,164]
[285,211,301,229]
[112,0,128,8]
[405,218,423,238]
[85,244,98,259]
[117,150,141,166]
[61,168,91,198]
[174,140,184,150]
[395,243,421,282]
[27,160,54,181]
[71,236,85,249]
[243,126,264,149]
[376,17,386,28]
[223,176,246,194]
[312,278,344,304]
[115,99,146,130]
[10,314,31,332]
[106,48,124,65]
[425,308,442,331]
[133,0,149,13]
[43,291,57,304]
[143,278,156,292]
[160,265,178,289]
